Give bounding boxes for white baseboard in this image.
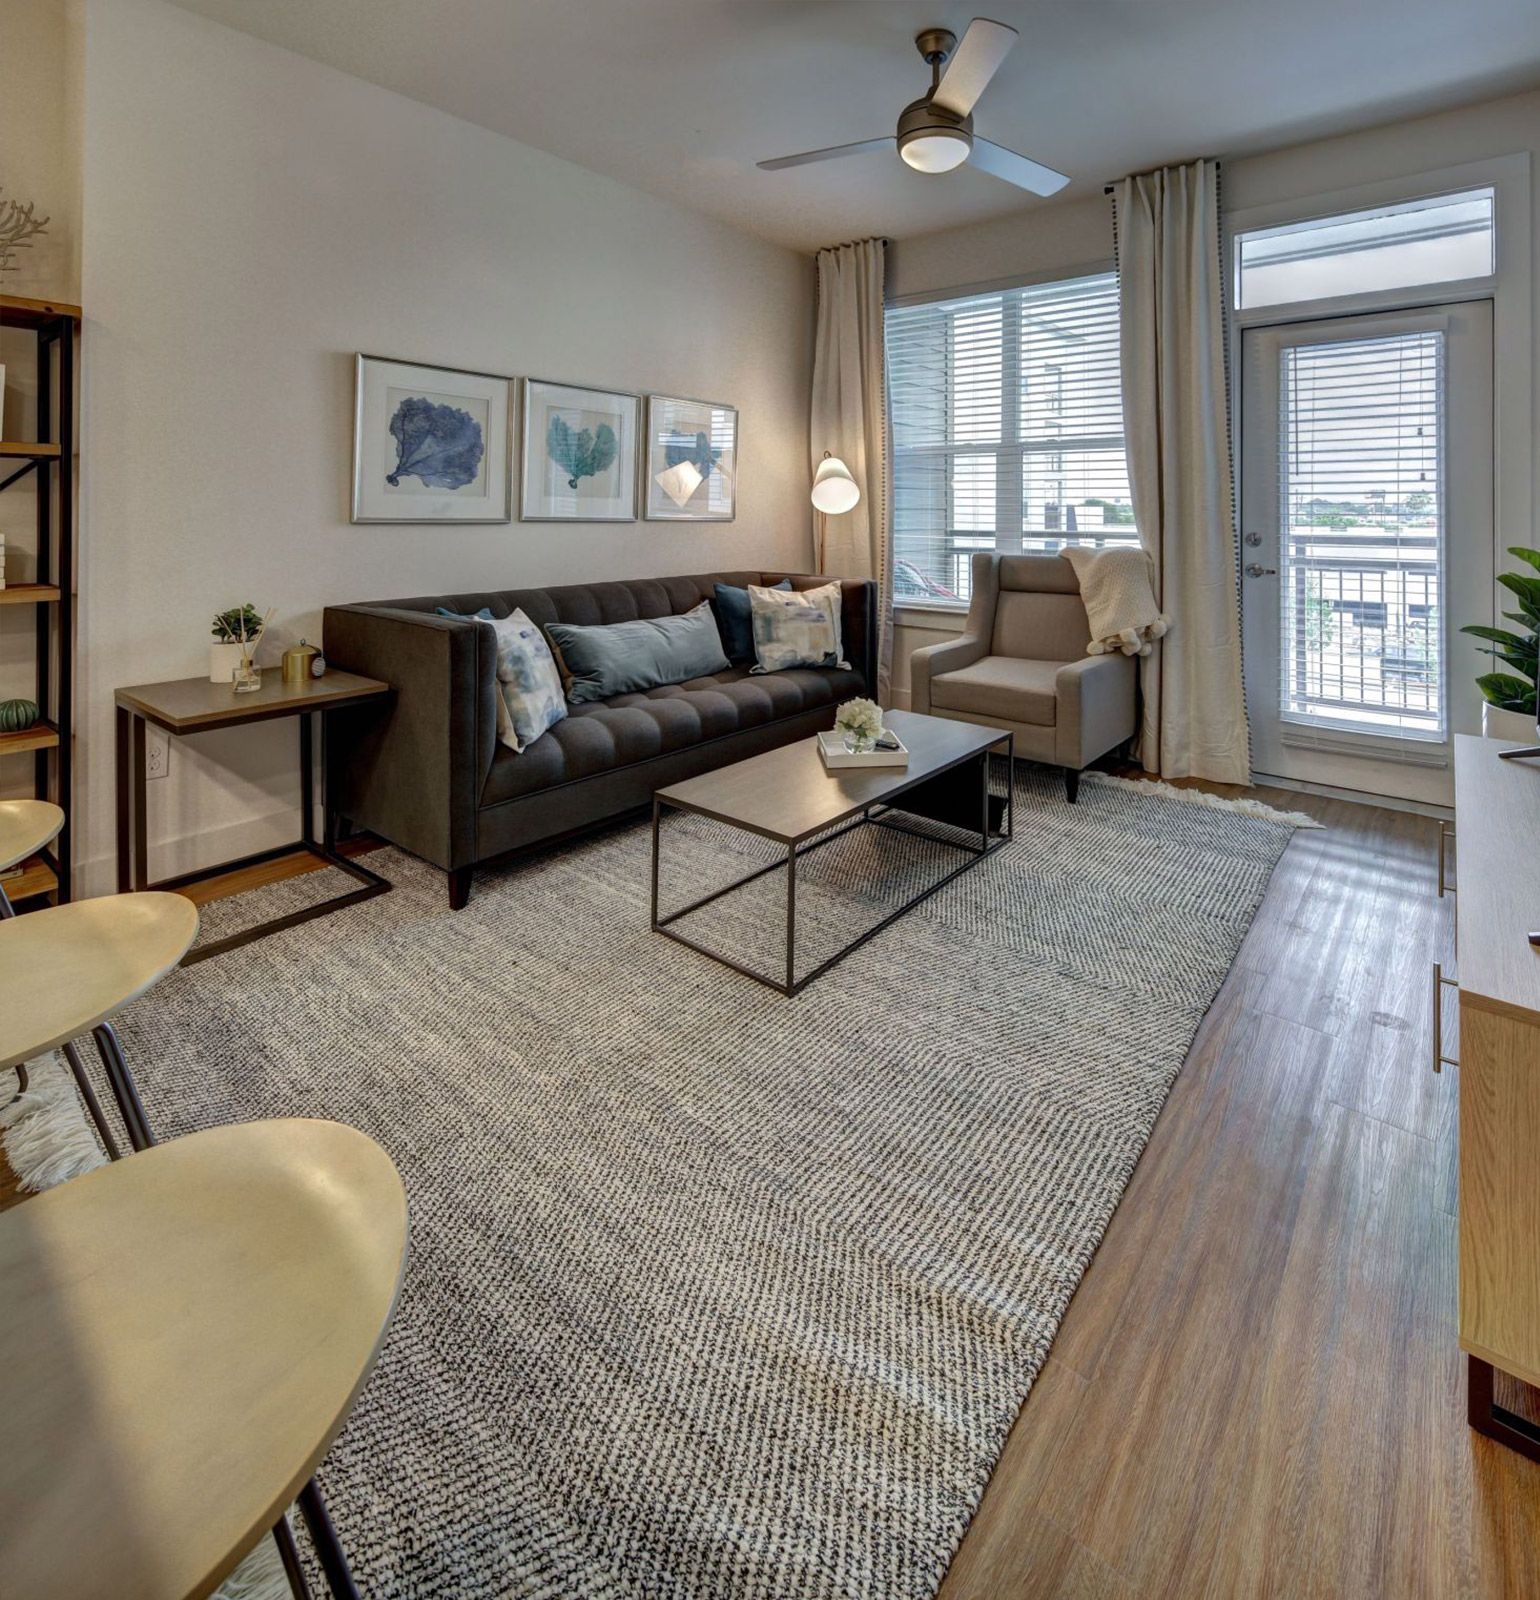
[73,804,305,900]
[1251,770,1454,821]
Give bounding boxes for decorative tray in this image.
[817,729,910,770]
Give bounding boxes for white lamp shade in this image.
[811,456,860,515]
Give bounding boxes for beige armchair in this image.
[910,553,1137,802]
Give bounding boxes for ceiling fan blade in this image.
[931,18,1018,118]
[969,138,1070,196]
[757,138,895,172]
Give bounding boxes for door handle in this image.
[1244,563,1278,578]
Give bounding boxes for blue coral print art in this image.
[353,356,509,523]
[387,394,485,491]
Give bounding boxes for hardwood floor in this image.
[3,792,1536,1593]
[940,784,1540,1600]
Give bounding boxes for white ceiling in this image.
[170,0,1540,254]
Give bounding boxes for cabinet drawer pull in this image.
[1432,961,1459,1073]
[1438,820,1455,898]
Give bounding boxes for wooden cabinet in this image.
[1452,733,1540,1459]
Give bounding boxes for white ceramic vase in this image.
[209,640,243,684]
[1481,701,1535,743]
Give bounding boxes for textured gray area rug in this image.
[8,766,1302,1599]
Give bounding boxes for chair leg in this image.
[447,866,473,911]
[297,1479,362,1600]
[1065,767,1081,804]
[2,1061,26,1111]
[92,1021,156,1152]
[62,1040,122,1160]
[272,1514,314,1600]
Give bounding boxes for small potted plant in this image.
[1461,547,1540,742]
[210,603,264,684]
[834,696,884,756]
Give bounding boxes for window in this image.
[1236,188,1494,311]
[1279,329,1445,741]
[886,272,1136,607]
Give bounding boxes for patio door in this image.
[1240,302,1493,805]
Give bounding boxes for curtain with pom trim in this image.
[1114,160,1251,783]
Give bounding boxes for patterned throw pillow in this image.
[485,609,566,753]
[748,581,848,674]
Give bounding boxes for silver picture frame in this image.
[351,353,514,524]
[519,378,640,522]
[643,394,739,522]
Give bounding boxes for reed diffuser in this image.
[232,607,272,694]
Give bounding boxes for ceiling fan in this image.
[757,18,1069,197]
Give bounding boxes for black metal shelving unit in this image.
[1,292,78,904]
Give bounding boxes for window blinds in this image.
[886,271,1136,606]
[1279,330,1445,740]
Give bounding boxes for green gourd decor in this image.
[0,697,40,734]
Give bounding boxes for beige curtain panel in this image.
[811,237,891,700]
[1115,160,1251,784]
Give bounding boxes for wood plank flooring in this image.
[3,789,1536,1593]
[940,784,1539,1599]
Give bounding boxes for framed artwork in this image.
[643,394,738,521]
[520,379,639,521]
[352,355,512,524]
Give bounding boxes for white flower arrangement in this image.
[834,697,883,742]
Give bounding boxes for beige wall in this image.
[72,0,815,891]
[885,87,1540,706]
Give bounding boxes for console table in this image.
[115,670,392,964]
[1450,733,1540,1459]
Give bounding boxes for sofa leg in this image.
[448,866,473,910]
[1065,768,1081,804]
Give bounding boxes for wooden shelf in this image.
[0,441,62,460]
[0,854,57,904]
[0,293,82,330]
[0,719,59,756]
[0,584,61,606]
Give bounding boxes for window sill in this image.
[893,604,969,633]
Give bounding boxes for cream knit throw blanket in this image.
[1059,546,1170,657]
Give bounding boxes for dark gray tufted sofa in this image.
[324,571,877,907]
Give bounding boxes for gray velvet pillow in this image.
[545,600,731,704]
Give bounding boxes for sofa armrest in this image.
[323,605,498,871]
[1054,653,1137,769]
[910,633,987,715]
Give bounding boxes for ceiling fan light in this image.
[899,127,971,174]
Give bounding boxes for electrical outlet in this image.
[145,729,170,781]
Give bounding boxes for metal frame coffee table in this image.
[651,709,1013,996]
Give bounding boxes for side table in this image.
[115,670,392,965]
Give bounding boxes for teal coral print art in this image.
[547,414,618,491]
[387,395,486,491]
[521,382,639,519]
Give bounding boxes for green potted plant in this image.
[210,603,264,684]
[1460,547,1540,741]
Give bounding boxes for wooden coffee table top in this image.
[0,1119,407,1600]
[656,708,1008,844]
[115,670,390,735]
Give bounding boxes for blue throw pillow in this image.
[545,601,731,704]
[435,605,494,621]
[713,579,790,665]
